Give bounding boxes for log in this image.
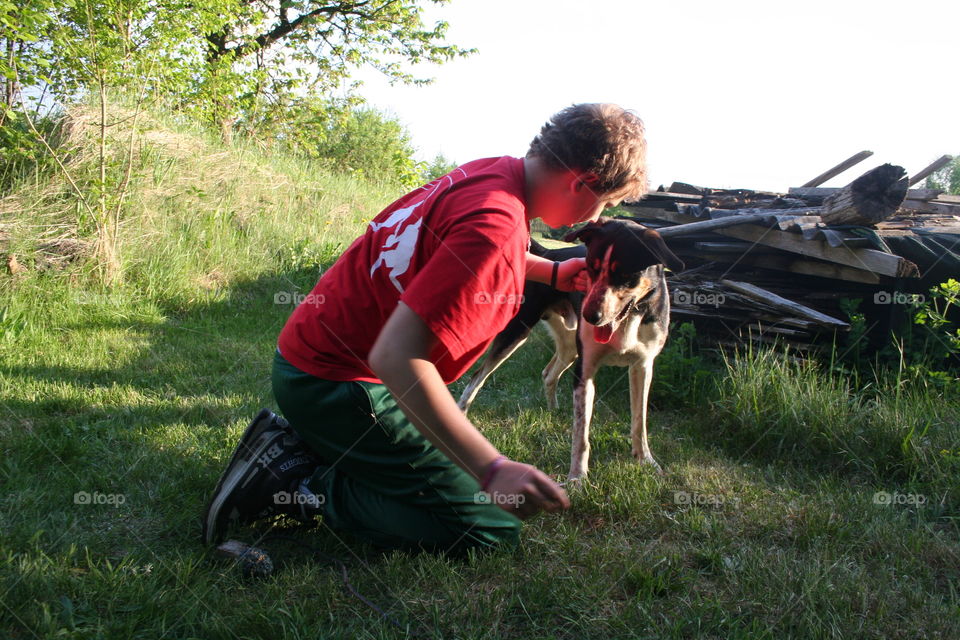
[789,187,941,200]
[666,182,704,195]
[800,150,874,188]
[654,214,770,238]
[720,280,849,329]
[820,164,909,226]
[908,154,954,187]
[643,191,703,202]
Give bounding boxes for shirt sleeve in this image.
[400,223,520,361]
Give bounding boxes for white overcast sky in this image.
[357,0,959,192]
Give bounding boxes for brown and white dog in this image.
[458,217,684,482]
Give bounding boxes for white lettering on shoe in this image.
[257,442,284,469]
[279,455,314,473]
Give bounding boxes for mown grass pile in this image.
[1,103,958,638]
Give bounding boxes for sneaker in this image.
[202,409,321,545]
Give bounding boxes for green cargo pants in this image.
[271,350,521,554]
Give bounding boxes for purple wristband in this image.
[480,455,508,492]
[550,261,560,289]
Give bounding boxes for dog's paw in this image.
[633,450,664,474]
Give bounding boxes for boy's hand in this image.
[555,257,588,293]
[484,460,570,519]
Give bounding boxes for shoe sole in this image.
[202,409,285,545]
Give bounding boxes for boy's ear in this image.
[642,229,685,272]
[573,172,601,192]
[564,217,611,244]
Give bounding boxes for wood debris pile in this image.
[623,152,960,350]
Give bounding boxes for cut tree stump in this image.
[820,164,909,227]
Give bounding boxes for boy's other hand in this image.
[484,460,570,519]
[556,257,588,292]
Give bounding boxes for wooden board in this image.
[648,208,917,278]
[800,150,874,188]
[900,199,960,216]
[693,251,881,284]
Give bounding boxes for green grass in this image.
[2,104,960,638]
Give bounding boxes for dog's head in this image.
[564,216,684,344]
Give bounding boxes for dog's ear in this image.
[642,229,685,272]
[564,216,611,244]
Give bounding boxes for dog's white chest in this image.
[581,315,666,366]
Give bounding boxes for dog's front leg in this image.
[628,359,662,473]
[569,357,600,483]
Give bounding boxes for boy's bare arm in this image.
[525,252,588,292]
[368,302,569,518]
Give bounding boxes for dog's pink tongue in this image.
[594,324,613,344]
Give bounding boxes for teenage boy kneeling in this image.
[203,103,649,553]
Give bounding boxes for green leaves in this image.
[925,156,960,195]
[4,0,471,149]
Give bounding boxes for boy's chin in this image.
[540,214,582,229]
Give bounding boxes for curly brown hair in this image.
[526,103,648,202]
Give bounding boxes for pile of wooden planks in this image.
[623,152,959,350]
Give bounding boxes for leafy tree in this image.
[423,152,457,181]
[234,94,422,187]
[2,0,468,279]
[199,0,472,138]
[1,0,61,178]
[3,0,229,279]
[925,156,960,195]
[315,105,424,187]
[3,0,471,137]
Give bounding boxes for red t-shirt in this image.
[277,156,530,384]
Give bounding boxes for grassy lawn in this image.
[3,261,959,638]
[2,106,959,638]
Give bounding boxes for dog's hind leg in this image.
[541,312,577,410]
[628,359,662,473]
[457,329,532,414]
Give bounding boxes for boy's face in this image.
[532,169,624,229]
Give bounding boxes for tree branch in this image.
[214,1,376,61]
